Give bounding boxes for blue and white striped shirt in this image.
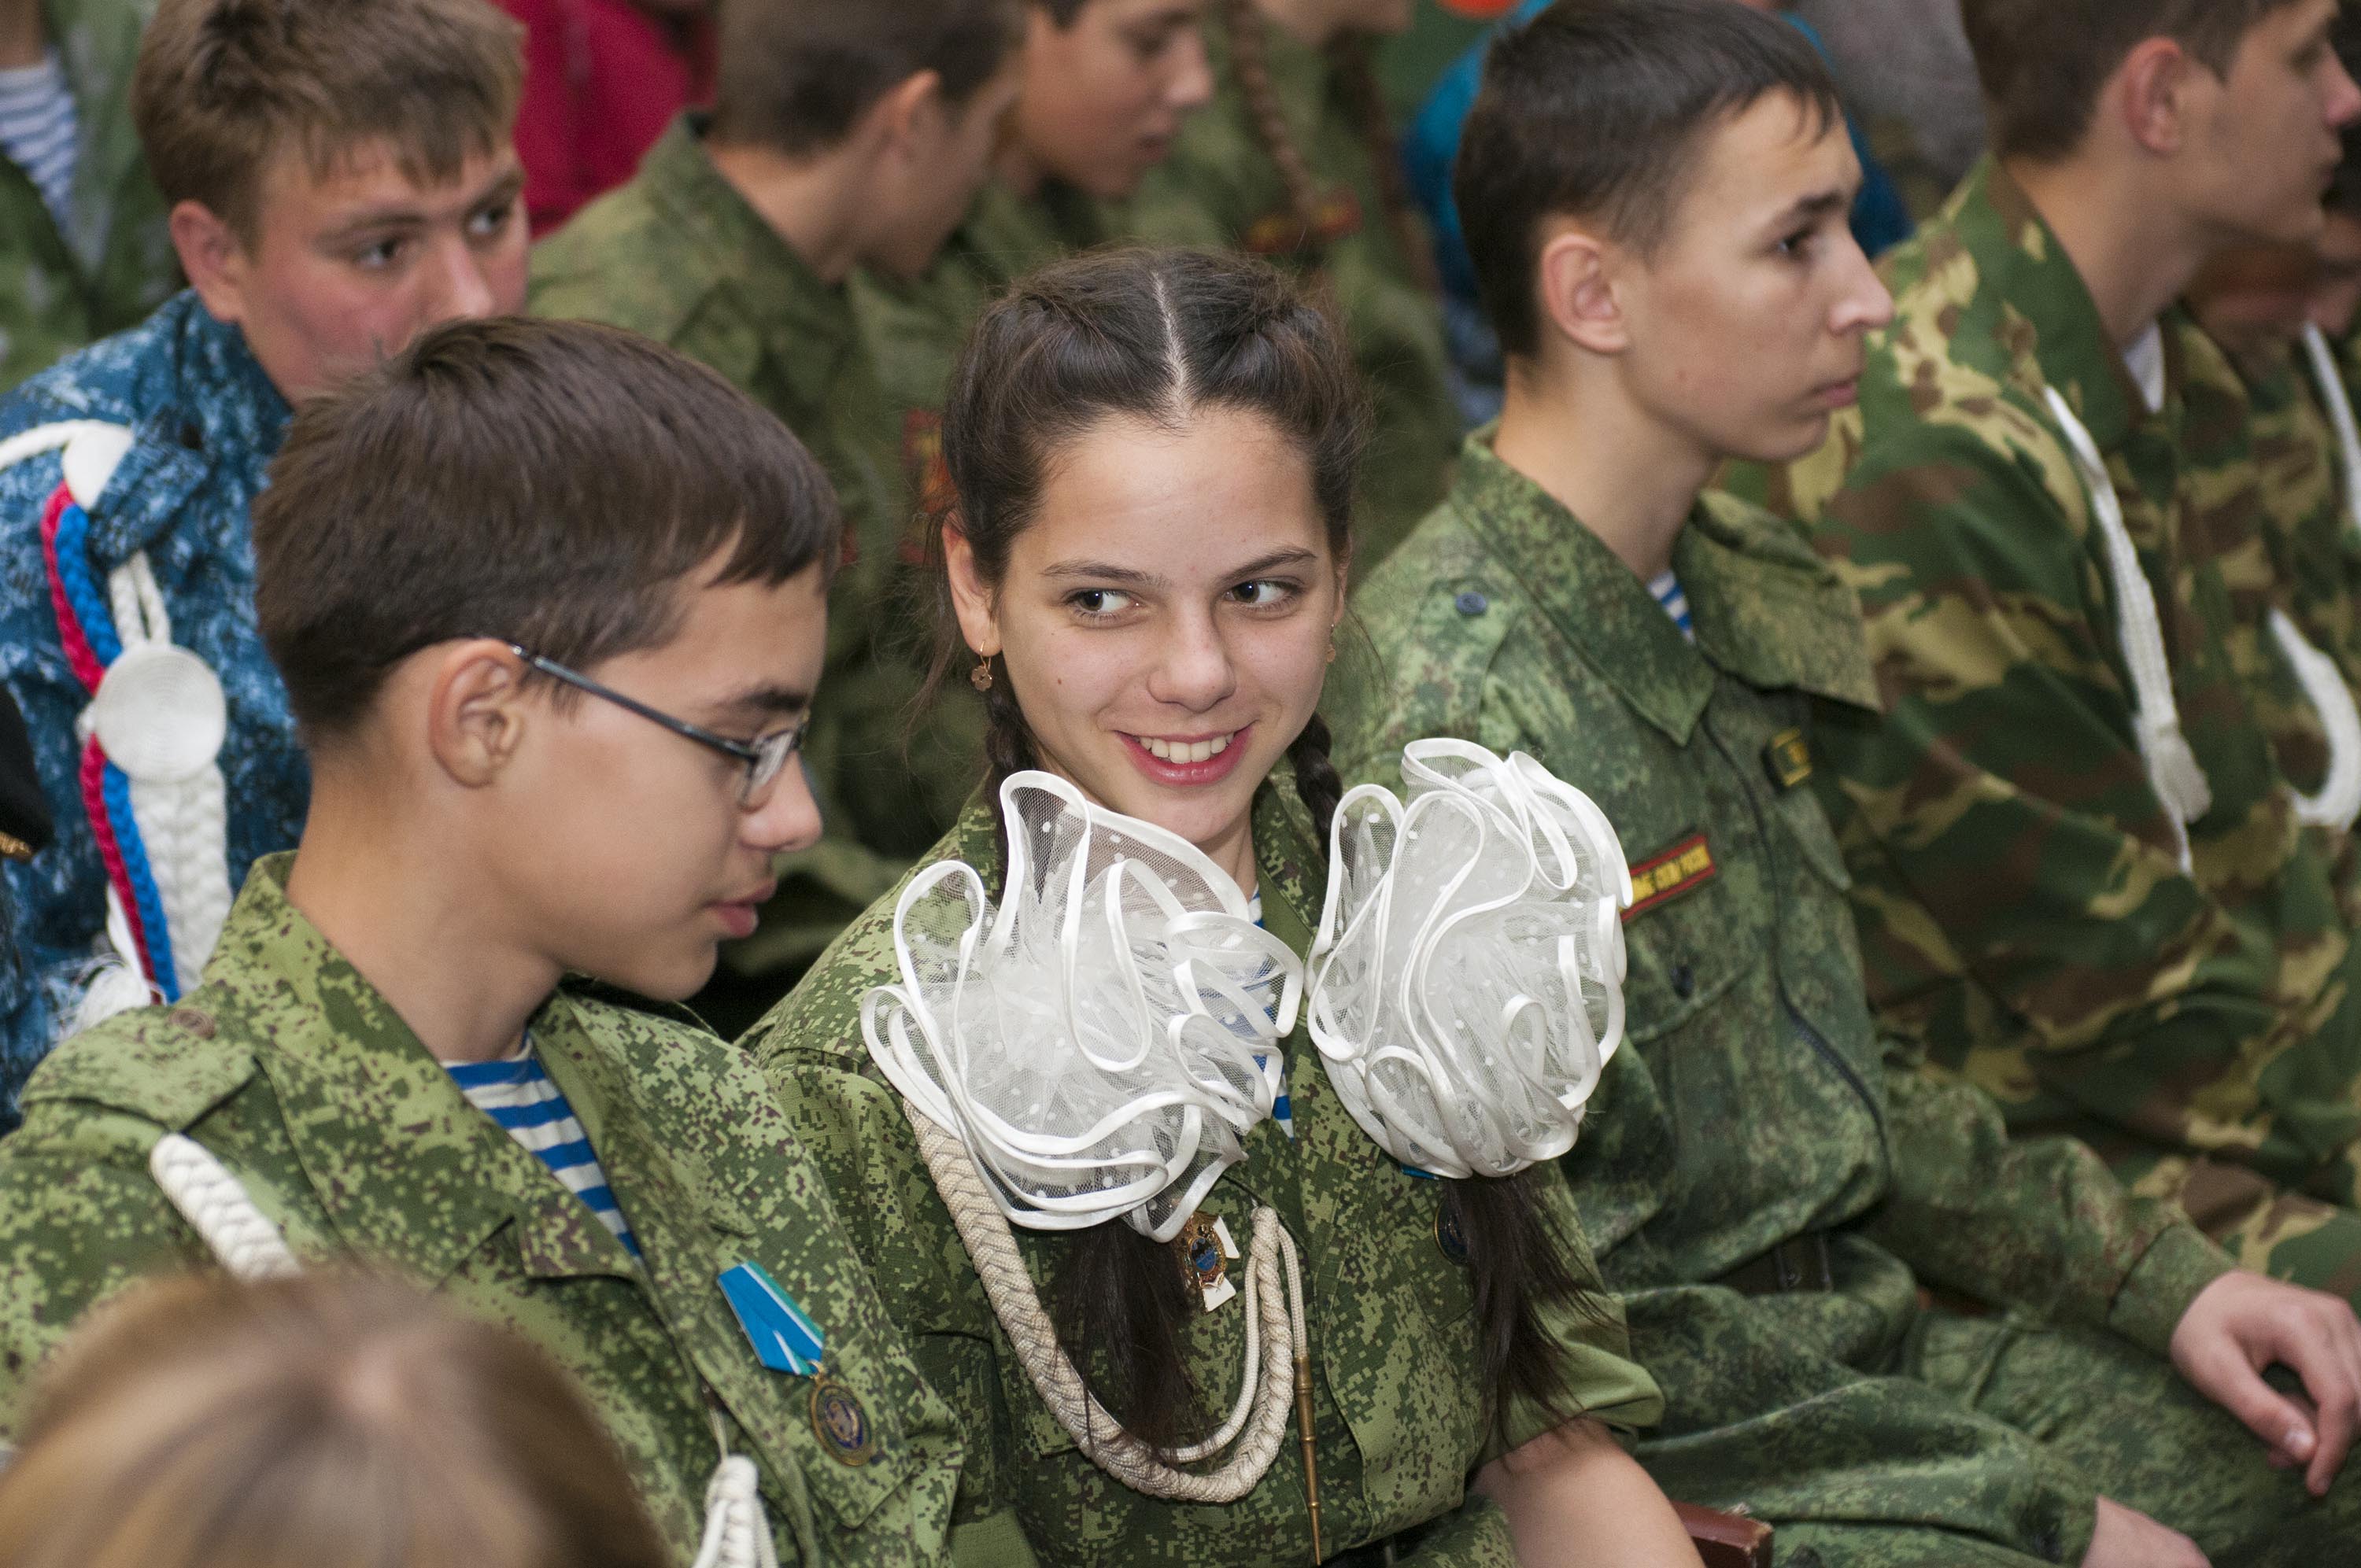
[446,1045,641,1259]
[1650,569,1696,642]
[0,51,77,230]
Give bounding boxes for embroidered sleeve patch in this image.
[1623,832,1716,921]
[1764,729,1813,791]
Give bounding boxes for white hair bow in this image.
[1306,740,1633,1179]
[862,771,1302,1242]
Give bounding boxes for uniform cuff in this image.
[2107,1220,2238,1358]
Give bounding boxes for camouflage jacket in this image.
[532,115,983,976]
[1761,160,2361,1199]
[1,0,178,392]
[0,854,1012,1567]
[1125,13,1457,573]
[0,293,305,1129]
[748,778,1665,1568]
[2174,318,2361,928]
[850,179,1107,528]
[1336,438,2234,1557]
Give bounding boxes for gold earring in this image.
[970,659,995,692]
[1326,640,1338,666]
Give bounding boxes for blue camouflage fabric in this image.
[0,855,1012,1566]
[1333,434,2361,1565]
[0,291,304,1130]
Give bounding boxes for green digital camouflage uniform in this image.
[533,115,983,977]
[1754,160,2361,1301]
[0,857,1023,1567]
[851,179,1108,526]
[1,0,178,391]
[1125,13,1458,573]
[748,777,1667,1567]
[1332,434,2361,1566]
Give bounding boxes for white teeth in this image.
[1140,732,1236,765]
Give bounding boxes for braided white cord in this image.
[148,1133,299,1281]
[0,421,115,476]
[2302,323,2361,540]
[2044,386,2213,870]
[904,1101,1304,1501]
[100,550,232,989]
[2268,608,2361,832]
[149,1134,778,1564]
[693,1455,782,1568]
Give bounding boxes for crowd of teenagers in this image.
[7,0,2361,1565]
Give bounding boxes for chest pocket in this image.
[1607,785,1748,1049]
[779,1317,930,1533]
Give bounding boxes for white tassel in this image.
[2269,609,2361,832]
[2044,386,2212,869]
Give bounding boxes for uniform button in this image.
[1670,965,1696,1000]
[168,1006,216,1039]
[1454,590,1490,617]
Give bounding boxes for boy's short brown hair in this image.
[1962,0,2311,163]
[254,318,842,745]
[131,0,524,242]
[712,0,1025,157]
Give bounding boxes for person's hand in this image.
[2083,1497,2206,1567]
[2170,1269,2361,1496]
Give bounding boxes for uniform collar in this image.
[75,294,290,568]
[201,855,735,1286]
[1945,159,2164,455]
[639,113,860,405]
[1452,437,1878,744]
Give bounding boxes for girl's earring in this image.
[970,658,996,692]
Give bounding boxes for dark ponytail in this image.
[1218,0,1443,296]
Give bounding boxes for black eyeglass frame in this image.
[503,643,807,805]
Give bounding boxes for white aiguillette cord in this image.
[2251,323,2361,835]
[902,1101,1320,1553]
[144,1134,796,1568]
[2041,385,2214,869]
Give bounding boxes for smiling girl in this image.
[751,248,1699,1566]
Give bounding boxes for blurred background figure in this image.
[494,0,715,234]
[0,0,178,392]
[0,1272,671,1568]
[1789,0,1986,220]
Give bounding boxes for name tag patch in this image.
[1623,832,1717,921]
[1764,729,1813,791]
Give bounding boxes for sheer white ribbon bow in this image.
[862,771,1302,1242]
[1306,740,1634,1179]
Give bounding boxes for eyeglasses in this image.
[504,644,809,806]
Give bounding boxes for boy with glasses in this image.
[0,317,1020,1566]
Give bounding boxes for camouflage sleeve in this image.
[0,1101,208,1428]
[1806,426,2294,1129]
[1860,1043,2235,1356]
[1491,1163,1663,1459]
[758,1039,1023,1542]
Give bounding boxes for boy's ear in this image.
[2115,36,2197,157]
[1534,223,1630,358]
[426,641,532,789]
[942,521,1003,660]
[874,68,951,160]
[171,200,254,329]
